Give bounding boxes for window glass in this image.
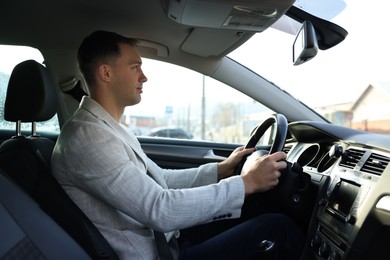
[124,58,273,144]
[0,45,60,133]
[229,0,390,134]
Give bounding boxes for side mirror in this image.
[292,21,318,65]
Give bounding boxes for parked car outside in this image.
[148,127,193,139]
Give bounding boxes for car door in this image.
[139,137,240,169]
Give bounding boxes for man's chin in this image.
[128,97,141,106]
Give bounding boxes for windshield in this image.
[229,0,390,132]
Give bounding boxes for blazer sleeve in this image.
[146,157,219,189]
[63,122,245,232]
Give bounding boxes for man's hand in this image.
[217,146,256,180]
[240,151,287,195]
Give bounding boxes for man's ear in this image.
[97,64,111,82]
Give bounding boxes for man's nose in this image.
[140,71,148,83]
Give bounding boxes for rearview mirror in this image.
[292,21,318,65]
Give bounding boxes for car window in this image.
[124,58,274,145]
[0,45,60,133]
[229,0,390,134]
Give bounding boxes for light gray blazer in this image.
[51,96,245,260]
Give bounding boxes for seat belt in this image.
[63,80,88,102]
[60,78,88,103]
[153,230,174,260]
[146,171,176,260]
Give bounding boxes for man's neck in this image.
[91,93,124,122]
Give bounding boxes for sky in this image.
[228,0,390,108]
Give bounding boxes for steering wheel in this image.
[235,113,312,212]
[234,113,288,175]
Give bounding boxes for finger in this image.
[276,159,287,170]
[269,151,287,161]
[235,146,245,152]
[239,147,255,156]
[244,147,256,154]
[273,178,280,187]
[267,177,279,190]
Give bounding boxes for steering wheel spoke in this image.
[235,113,312,211]
[235,113,288,175]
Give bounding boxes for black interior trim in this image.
[0,172,90,259]
[286,6,348,50]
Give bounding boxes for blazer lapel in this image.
[79,97,148,169]
[111,124,168,187]
[79,96,168,188]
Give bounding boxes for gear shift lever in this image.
[258,240,275,259]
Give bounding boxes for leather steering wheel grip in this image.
[234,113,289,175]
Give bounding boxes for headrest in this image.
[4,60,58,122]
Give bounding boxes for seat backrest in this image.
[0,60,118,259]
[0,171,90,259]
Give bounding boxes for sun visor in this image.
[162,0,295,32]
[181,28,245,57]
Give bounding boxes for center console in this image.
[310,171,376,259]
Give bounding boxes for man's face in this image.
[110,43,148,107]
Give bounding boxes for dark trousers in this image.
[179,213,305,260]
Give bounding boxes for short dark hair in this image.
[77,30,138,88]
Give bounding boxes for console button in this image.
[311,234,322,250]
[319,198,328,207]
[345,214,356,225]
[327,251,342,260]
[318,242,330,258]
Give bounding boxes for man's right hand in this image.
[240,151,287,196]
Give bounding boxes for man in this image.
[51,30,304,259]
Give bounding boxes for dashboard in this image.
[285,121,390,260]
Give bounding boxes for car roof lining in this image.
[0,0,346,59]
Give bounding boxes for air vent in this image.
[283,145,292,154]
[339,148,365,169]
[361,153,390,175]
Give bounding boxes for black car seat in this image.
[0,171,90,259]
[0,60,118,259]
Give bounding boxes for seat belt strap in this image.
[153,230,174,260]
